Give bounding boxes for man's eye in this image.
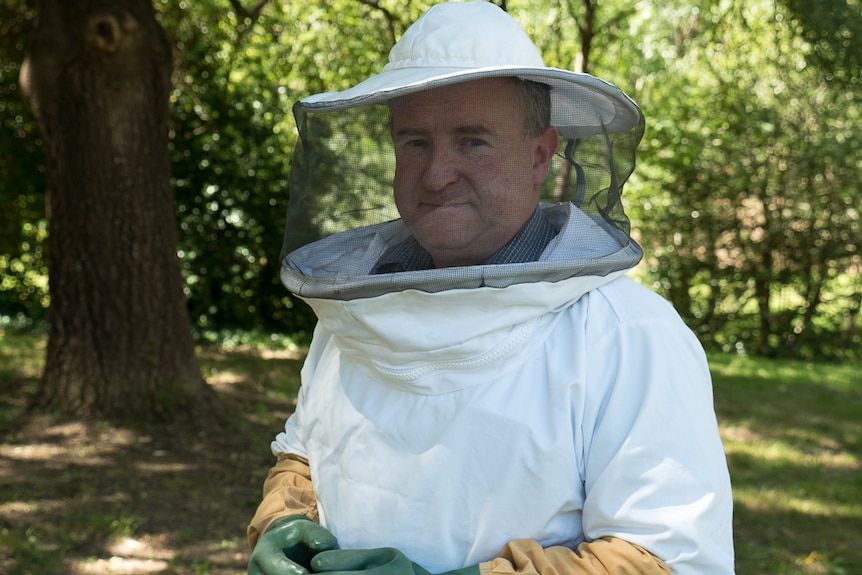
[465,138,487,147]
[405,139,428,148]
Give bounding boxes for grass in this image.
[710,355,862,574]
[1,330,860,574]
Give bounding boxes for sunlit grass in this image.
[710,353,862,574]
[0,330,45,379]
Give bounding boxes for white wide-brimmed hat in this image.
[297,1,642,139]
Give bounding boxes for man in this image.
[382,77,558,269]
[249,3,734,575]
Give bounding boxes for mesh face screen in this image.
[282,105,398,261]
[281,97,645,273]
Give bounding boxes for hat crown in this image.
[384,2,545,72]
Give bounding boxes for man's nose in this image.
[422,146,459,191]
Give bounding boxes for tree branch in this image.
[228,0,271,23]
[356,0,402,45]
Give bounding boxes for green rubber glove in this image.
[248,515,339,575]
[311,547,480,575]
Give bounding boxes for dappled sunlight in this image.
[255,347,304,361]
[1,337,300,575]
[0,421,159,472]
[710,355,860,393]
[76,557,169,574]
[1,442,74,460]
[733,484,862,518]
[197,344,305,406]
[721,424,860,471]
[197,343,304,362]
[0,410,259,574]
[133,460,195,473]
[0,497,68,521]
[1,339,857,574]
[71,535,247,575]
[71,533,252,574]
[75,536,172,574]
[712,355,862,574]
[206,370,247,386]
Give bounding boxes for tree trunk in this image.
[753,249,774,356]
[25,0,212,421]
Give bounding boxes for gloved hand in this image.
[311,547,480,575]
[248,515,339,575]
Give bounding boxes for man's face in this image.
[389,78,557,268]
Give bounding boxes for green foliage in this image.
[159,0,309,335]
[0,0,859,359]
[155,0,428,337]
[0,328,43,380]
[624,0,861,359]
[0,526,69,574]
[778,0,862,86]
[0,0,47,325]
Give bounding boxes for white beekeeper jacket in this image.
[270,203,735,575]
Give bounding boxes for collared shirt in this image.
[373,207,557,274]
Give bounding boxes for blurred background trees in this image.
[1,0,859,362]
[620,0,860,359]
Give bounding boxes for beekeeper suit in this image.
[248,3,734,575]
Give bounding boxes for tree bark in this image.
[25,0,212,421]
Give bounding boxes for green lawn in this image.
[0,331,860,574]
[710,354,862,574]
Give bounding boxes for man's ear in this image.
[532,126,559,189]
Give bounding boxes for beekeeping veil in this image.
[281,2,645,300]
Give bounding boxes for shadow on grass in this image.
[2,340,861,575]
[0,344,302,575]
[712,358,862,574]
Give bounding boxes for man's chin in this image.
[418,236,494,268]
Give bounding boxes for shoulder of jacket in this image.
[588,276,678,320]
[570,276,691,348]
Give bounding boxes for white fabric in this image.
[297,2,641,139]
[272,210,734,575]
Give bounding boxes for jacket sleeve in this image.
[482,538,671,575]
[245,452,672,574]
[247,453,319,550]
